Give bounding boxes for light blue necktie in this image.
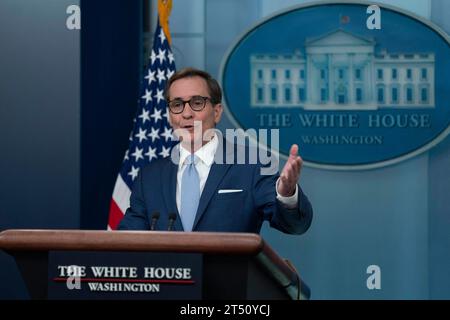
[180,155,200,232]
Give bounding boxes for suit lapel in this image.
[162,158,184,231]
[192,138,235,230]
[192,162,232,230]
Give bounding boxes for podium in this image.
[0,229,310,300]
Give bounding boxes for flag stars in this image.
[151,108,162,123]
[156,48,166,64]
[141,89,153,105]
[163,108,170,120]
[160,127,173,142]
[154,89,165,104]
[128,166,140,181]
[150,50,157,65]
[156,68,166,84]
[168,51,174,64]
[148,127,160,142]
[166,69,175,81]
[131,147,144,162]
[159,146,171,158]
[138,109,151,124]
[158,28,166,44]
[145,146,157,161]
[144,70,156,85]
[135,128,148,143]
[124,150,129,161]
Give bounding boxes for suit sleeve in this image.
[117,170,151,230]
[253,164,313,235]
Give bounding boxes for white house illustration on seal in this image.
[250,29,435,110]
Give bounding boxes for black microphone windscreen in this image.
[150,211,160,231]
[152,211,160,219]
[167,212,177,231]
[168,212,177,221]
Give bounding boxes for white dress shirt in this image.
[176,134,299,214]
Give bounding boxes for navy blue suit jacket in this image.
[118,141,313,234]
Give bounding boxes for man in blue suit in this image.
[118,68,313,234]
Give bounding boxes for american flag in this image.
[108,20,176,230]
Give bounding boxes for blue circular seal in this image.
[220,2,450,170]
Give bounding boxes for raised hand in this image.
[278,144,303,197]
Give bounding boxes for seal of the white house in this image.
[220,1,450,170]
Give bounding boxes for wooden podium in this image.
[0,229,310,300]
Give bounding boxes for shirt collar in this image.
[179,134,218,167]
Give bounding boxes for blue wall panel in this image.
[80,0,141,230]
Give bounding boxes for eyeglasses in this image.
[168,96,211,114]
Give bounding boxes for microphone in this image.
[167,212,177,231]
[150,211,160,231]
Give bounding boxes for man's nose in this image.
[181,101,194,118]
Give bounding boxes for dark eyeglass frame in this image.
[167,95,211,114]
